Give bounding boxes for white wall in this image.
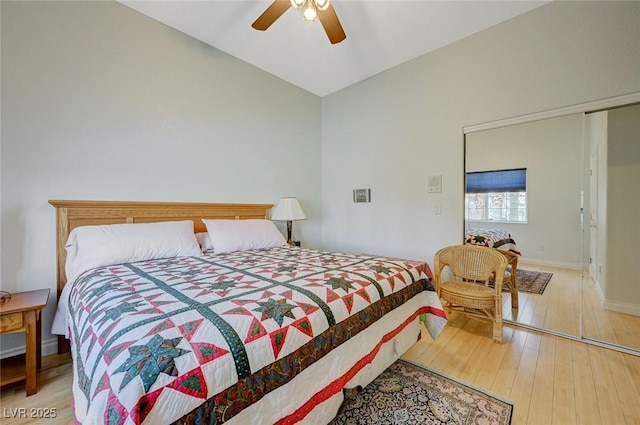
[321,1,640,267]
[465,114,584,267]
[0,2,3,285]
[605,104,640,313]
[0,1,322,356]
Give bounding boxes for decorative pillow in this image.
[65,220,201,282]
[202,219,287,254]
[195,232,214,252]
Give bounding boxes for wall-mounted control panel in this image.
[353,188,371,203]
[428,175,442,193]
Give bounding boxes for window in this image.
[465,168,527,223]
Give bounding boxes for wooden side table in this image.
[0,288,50,396]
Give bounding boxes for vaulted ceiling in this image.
[120,1,548,97]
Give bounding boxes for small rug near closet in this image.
[329,359,513,425]
[517,269,553,295]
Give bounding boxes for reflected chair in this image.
[434,245,508,343]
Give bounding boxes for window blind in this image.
[465,168,526,193]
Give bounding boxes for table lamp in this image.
[271,197,306,245]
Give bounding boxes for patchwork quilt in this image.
[66,247,445,424]
[465,228,522,255]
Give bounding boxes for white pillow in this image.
[65,220,201,283]
[203,219,287,254]
[195,232,214,252]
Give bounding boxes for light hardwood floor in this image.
[404,313,640,425]
[500,264,582,336]
[500,263,640,351]
[1,316,639,425]
[1,353,74,424]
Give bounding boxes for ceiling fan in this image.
[252,0,346,44]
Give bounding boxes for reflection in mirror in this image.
[465,114,584,338]
[582,104,640,351]
[465,104,640,353]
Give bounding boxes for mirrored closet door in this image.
[582,104,640,351]
[464,95,640,354]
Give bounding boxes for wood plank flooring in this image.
[0,353,74,424]
[2,316,639,424]
[500,264,640,351]
[403,313,640,425]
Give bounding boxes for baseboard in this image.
[0,338,58,360]
[593,280,605,304]
[584,278,638,316]
[603,299,640,316]
[519,257,581,270]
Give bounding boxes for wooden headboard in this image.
[48,200,273,296]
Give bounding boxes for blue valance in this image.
[466,168,526,193]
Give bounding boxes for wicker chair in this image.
[434,245,509,343]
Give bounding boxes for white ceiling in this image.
[120,1,548,97]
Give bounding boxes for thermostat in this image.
[428,175,442,193]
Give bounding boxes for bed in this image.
[465,227,521,256]
[49,200,447,425]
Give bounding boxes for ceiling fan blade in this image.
[252,0,291,31]
[317,3,346,44]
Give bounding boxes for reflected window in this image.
[465,168,527,223]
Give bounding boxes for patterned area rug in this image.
[517,269,553,295]
[330,359,513,425]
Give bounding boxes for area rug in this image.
[517,269,553,295]
[330,359,513,425]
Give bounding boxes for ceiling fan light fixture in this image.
[290,0,331,22]
[315,0,330,11]
[302,1,318,21]
[252,0,345,44]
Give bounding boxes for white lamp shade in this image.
[271,197,306,221]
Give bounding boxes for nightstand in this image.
[0,288,50,396]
